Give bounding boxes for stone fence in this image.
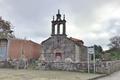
[42,62,88,71]
[96,60,120,74]
[38,60,120,74]
[1,59,120,74]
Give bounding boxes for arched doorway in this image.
[53,49,63,62]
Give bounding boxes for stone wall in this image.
[42,36,88,62]
[96,60,120,74]
[39,62,88,71]
[38,60,120,74]
[42,36,76,62]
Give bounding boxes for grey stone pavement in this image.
[97,71,120,80]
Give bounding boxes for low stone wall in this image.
[39,60,120,74]
[2,59,120,74]
[96,60,120,74]
[48,62,88,71]
[39,62,94,72]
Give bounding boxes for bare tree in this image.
[109,36,120,49]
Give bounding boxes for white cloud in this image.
[0,0,120,50]
[78,2,120,50]
[95,3,120,22]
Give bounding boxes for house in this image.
[0,17,42,61]
[8,38,42,60]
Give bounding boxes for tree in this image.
[108,36,120,49]
[0,17,15,38]
[89,45,103,60]
[91,45,103,59]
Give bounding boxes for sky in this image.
[0,0,120,50]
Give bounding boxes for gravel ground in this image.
[0,69,102,80]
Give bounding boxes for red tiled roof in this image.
[69,37,84,46]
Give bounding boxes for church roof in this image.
[41,36,85,47]
[69,37,84,46]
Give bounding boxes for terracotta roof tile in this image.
[69,37,84,46]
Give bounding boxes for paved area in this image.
[97,71,120,80]
[0,69,102,80]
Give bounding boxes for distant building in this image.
[41,10,87,62]
[0,17,42,61]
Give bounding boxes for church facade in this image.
[41,10,87,63]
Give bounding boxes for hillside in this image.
[103,48,120,60]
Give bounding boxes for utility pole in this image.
[87,50,90,73]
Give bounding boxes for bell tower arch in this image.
[51,10,67,36]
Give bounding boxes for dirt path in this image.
[0,69,101,80]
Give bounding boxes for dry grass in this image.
[0,69,101,80]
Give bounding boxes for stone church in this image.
[41,10,87,63]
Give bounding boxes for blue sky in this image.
[0,0,120,50]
